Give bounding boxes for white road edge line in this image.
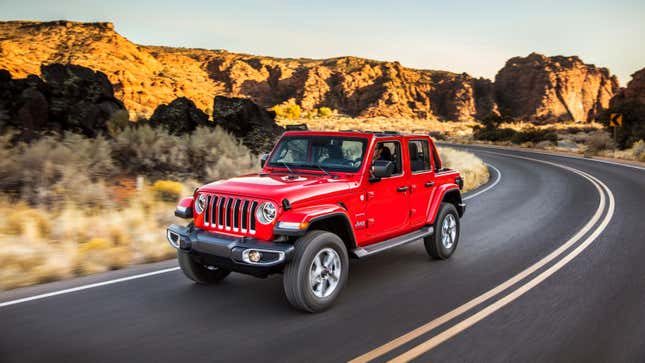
[351,151,613,363]
[463,163,501,201]
[450,142,645,172]
[0,267,180,308]
[391,166,614,362]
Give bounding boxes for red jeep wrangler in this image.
[167,129,465,312]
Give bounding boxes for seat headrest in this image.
[409,142,419,160]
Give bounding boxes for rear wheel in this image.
[283,230,349,312]
[177,251,231,284]
[425,203,460,259]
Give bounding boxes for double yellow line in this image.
[350,151,616,363]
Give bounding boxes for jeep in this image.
[167,129,465,312]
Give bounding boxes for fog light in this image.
[248,250,262,263]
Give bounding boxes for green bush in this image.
[598,100,645,149]
[473,125,557,145]
[473,126,517,142]
[510,127,558,144]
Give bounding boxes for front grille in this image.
[202,194,259,235]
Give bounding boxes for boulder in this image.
[149,97,209,134]
[0,70,50,138]
[41,63,125,137]
[212,96,283,153]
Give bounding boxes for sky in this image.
[1,0,643,85]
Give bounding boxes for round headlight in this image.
[195,194,207,214]
[256,202,277,224]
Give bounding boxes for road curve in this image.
[1,146,644,363]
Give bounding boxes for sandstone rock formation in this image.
[611,68,645,106]
[0,21,494,121]
[0,63,125,139]
[213,96,283,153]
[494,53,619,123]
[149,97,209,134]
[0,21,623,124]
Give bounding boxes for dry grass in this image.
[0,125,260,291]
[438,147,490,192]
[0,186,184,290]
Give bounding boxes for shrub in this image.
[473,126,517,142]
[480,113,503,129]
[272,104,302,119]
[510,127,558,145]
[107,109,131,136]
[318,107,333,117]
[112,125,257,181]
[112,125,189,176]
[598,100,645,148]
[631,140,645,161]
[151,180,184,202]
[585,131,615,154]
[0,132,115,206]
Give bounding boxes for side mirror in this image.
[260,153,269,167]
[371,160,393,181]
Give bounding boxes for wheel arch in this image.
[307,213,357,252]
[426,185,466,224]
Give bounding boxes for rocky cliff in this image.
[494,53,619,123]
[0,21,625,123]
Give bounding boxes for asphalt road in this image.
[1,146,644,363]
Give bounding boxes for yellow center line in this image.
[350,152,612,363]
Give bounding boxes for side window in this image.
[408,140,431,172]
[374,141,402,176]
[430,142,442,171]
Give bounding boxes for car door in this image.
[407,138,436,227]
[365,139,410,240]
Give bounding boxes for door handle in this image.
[397,186,409,192]
[425,181,435,187]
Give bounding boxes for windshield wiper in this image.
[280,161,295,175]
[313,163,331,177]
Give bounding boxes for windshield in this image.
[267,135,368,172]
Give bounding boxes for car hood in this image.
[198,172,356,204]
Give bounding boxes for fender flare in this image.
[426,184,463,224]
[274,204,357,248]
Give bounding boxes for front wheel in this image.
[283,230,349,313]
[425,203,460,259]
[177,251,231,284]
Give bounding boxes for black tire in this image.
[283,230,349,313]
[177,251,231,284]
[425,203,460,260]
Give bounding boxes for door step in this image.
[352,226,434,258]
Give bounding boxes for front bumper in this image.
[167,224,295,277]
